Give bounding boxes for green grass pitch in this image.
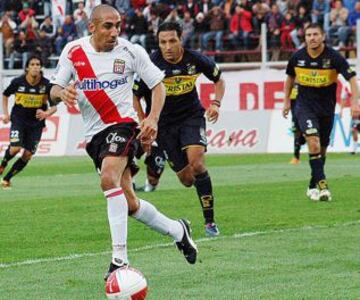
[0,154,359,299]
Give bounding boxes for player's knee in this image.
[21,151,33,161]
[189,160,206,175]
[10,147,21,156]
[306,136,320,153]
[100,171,117,191]
[308,144,321,154]
[179,175,194,187]
[176,166,195,187]
[181,179,193,187]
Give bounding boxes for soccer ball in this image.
[105,267,148,300]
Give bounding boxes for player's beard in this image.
[310,45,320,50]
[165,47,183,63]
[307,41,323,51]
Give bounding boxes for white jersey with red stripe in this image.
[51,36,164,142]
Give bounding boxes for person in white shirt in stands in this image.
[73,1,89,37]
[50,4,198,282]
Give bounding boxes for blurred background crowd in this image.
[1,0,360,68]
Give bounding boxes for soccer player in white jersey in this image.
[50,5,197,281]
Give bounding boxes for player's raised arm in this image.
[283,75,295,118]
[348,76,360,118]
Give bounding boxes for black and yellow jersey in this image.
[286,46,356,115]
[133,48,221,127]
[3,75,52,127]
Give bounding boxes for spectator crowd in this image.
[1,0,360,68]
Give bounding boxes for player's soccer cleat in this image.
[289,157,300,165]
[319,189,332,201]
[1,179,11,190]
[143,181,156,192]
[306,188,320,201]
[350,151,356,155]
[104,258,128,282]
[0,165,5,175]
[176,219,198,265]
[205,222,220,237]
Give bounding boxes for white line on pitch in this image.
[1,220,359,269]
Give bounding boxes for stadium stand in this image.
[0,0,359,68]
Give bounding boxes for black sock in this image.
[309,177,317,189]
[1,147,16,168]
[3,158,28,181]
[322,155,326,166]
[294,138,301,159]
[308,153,327,189]
[299,135,306,146]
[194,171,215,224]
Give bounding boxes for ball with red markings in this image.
[105,266,148,300]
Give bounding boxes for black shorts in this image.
[351,118,360,131]
[9,120,43,154]
[158,117,207,172]
[295,107,334,147]
[86,123,139,172]
[144,144,166,179]
[134,140,166,178]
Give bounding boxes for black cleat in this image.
[103,258,127,282]
[176,219,198,264]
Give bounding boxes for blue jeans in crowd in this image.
[8,51,28,69]
[202,31,223,51]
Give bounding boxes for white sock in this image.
[131,199,183,241]
[353,141,358,153]
[144,179,156,192]
[104,188,128,263]
[145,179,155,187]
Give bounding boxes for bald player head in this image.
[89,4,121,52]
